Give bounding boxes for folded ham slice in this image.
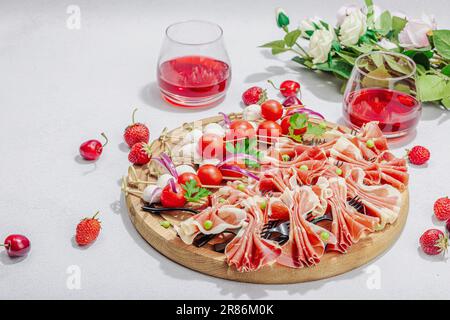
[175,205,247,245]
[345,168,402,228]
[277,187,336,268]
[326,177,379,253]
[225,197,281,272]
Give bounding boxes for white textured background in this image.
[0,0,449,299]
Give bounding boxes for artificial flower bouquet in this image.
[261,0,450,110]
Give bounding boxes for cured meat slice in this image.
[326,177,379,253]
[175,205,247,245]
[356,121,389,157]
[277,187,336,268]
[225,197,281,272]
[345,168,402,227]
[374,151,409,192]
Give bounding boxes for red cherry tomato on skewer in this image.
[178,172,202,187]
[160,183,186,208]
[197,165,223,185]
[257,121,282,143]
[280,116,307,136]
[226,120,256,142]
[198,133,225,160]
[261,100,283,121]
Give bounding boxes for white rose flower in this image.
[299,16,322,38]
[398,15,436,49]
[336,4,360,26]
[308,29,334,64]
[339,10,367,46]
[377,38,398,50]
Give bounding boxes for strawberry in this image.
[434,197,450,221]
[419,229,448,256]
[75,211,101,246]
[407,145,430,165]
[124,108,149,148]
[128,142,151,165]
[242,87,267,106]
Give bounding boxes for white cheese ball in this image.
[142,185,161,204]
[243,104,262,121]
[176,164,196,175]
[157,173,175,188]
[203,123,225,137]
[182,129,203,144]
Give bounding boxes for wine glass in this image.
[343,51,421,138]
[157,20,231,108]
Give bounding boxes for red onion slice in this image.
[219,165,260,181]
[168,178,177,193]
[219,112,231,127]
[160,153,179,178]
[286,108,325,120]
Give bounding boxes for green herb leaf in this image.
[183,180,212,203]
[306,123,326,137]
[391,16,407,38]
[289,113,308,129]
[284,30,302,47]
[288,127,303,143]
[433,30,450,60]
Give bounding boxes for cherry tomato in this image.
[270,202,290,220]
[197,164,223,185]
[280,116,307,136]
[257,121,282,143]
[261,100,283,121]
[160,183,186,208]
[178,172,202,187]
[280,80,300,97]
[226,120,255,142]
[259,178,277,193]
[198,133,225,160]
[220,160,246,178]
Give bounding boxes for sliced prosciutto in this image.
[277,187,337,268]
[225,197,281,272]
[326,177,380,253]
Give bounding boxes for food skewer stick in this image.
[121,177,143,198]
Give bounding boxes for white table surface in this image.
[1,0,449,300]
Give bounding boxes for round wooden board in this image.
[125,114,409,284]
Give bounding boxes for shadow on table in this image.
[110,190,404,298]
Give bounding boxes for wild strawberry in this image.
[124,108,150,148]
[407,146,430,165]
[242,87,267,106]
[75,212,101,246]
[434,197,450,221]
[128,142,152,165]
[419,229,448,256]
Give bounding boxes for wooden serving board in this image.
[124,114,409,284]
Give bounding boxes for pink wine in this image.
[344,88,421,137]
[158,55,231,107]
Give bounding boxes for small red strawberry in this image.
[75,211,101,246]
[124,108,149,148]
[419,229,448,256]
[406,145,430,165]
[128,142,151,165]
[242,86,267,106]
[434,197,450,221]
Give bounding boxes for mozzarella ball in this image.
[142,185,162,204]
[203,123,225,137]
[176,164,196,175]
[243,104,262,121]
[182,129,203,144]
[157,174,175,188]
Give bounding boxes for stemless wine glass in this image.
[157,20,231,108]
[343,51,421,138]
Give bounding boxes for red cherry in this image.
[2,234,31,258]
[79,133,108,161]
[268,80,301,97]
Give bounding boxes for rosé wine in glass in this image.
[343,51,421,138]
[157,21,231,108]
